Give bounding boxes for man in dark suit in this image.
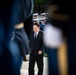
[28,23,44,75]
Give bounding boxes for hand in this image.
[23,56,28,61]
[38,50,42,55]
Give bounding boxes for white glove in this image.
[43,23,63,48]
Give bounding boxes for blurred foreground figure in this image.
[0,0,33,75]
[44,0,76,75]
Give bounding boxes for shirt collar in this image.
[34,30,39,36]
[36,30,39,35]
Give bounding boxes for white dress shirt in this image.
[34,30,39,38]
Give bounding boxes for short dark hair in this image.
[33,22,40,27]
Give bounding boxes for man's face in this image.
[33,25,39,32]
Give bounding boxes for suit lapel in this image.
[31,32,35,43]
[36,31,40,39]
[34,31,41,42]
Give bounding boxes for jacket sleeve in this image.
[40,31,45,51]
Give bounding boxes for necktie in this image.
[34,33,37,39]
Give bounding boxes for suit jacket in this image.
[29,30,44,54]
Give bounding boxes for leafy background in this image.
[34,0,47,5]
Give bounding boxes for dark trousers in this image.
[29,51,43,75]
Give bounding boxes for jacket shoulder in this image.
[39,30,44,33]
[39,30,44,37]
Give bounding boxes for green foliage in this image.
[44,53,48,57]
[34,0,47,5]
